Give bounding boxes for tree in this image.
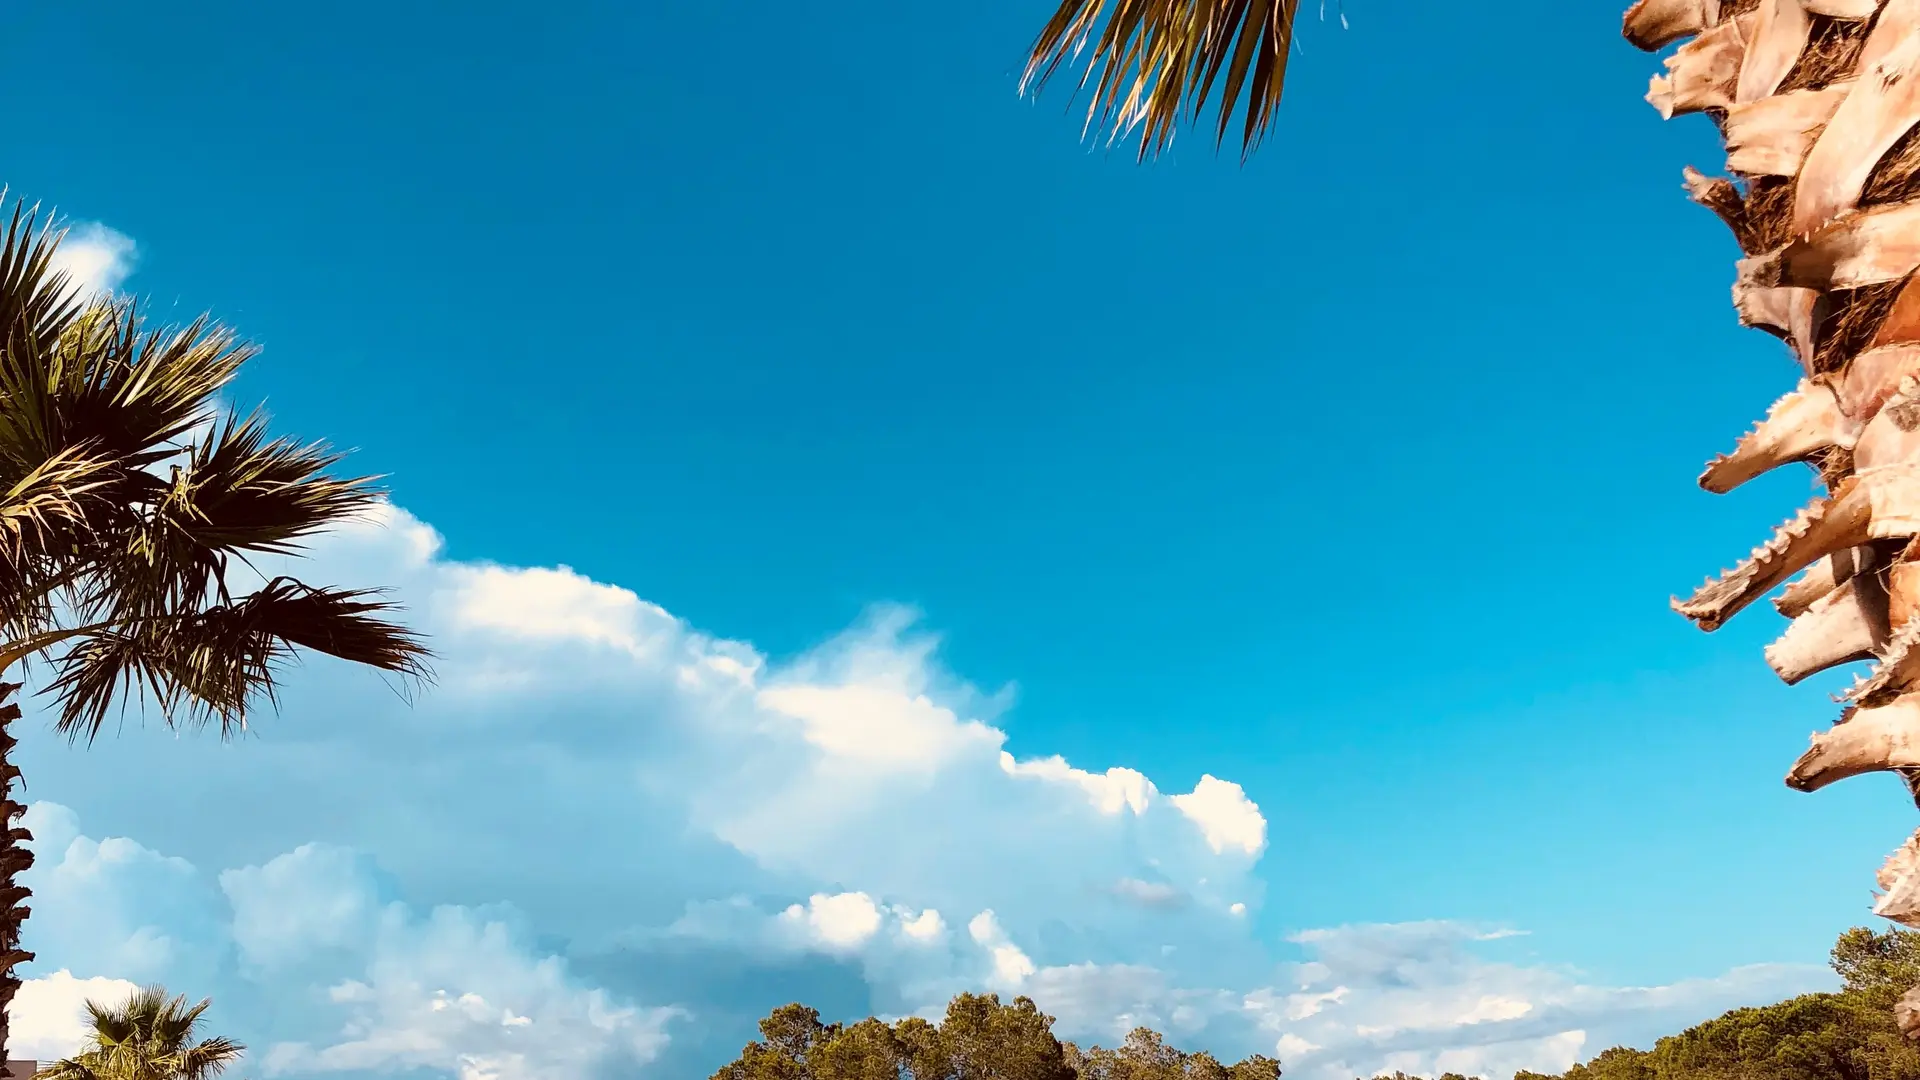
[710,993,1274,1079]
[34,985,243,1080]
[0,204,428,1063]
[1518,927,1920,1080]
[1067,1026,1281,1079]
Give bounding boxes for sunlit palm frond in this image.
[0,203,87,369]
[32,1059,103,1080]
[167,409,380,555]
[0,301,247,509]
[1021,0,1301,160]
[171,1037,242,1080]
[49,578,428,742]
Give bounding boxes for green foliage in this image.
[1518,926,1920,1080]
[34,985,243,1080]
[1066,1026,1280,1079]
[714,928,1920,1080]
[711,994,1278,1080]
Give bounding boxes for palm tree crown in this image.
[34,986,243,1080]
[0,201,428,739]
[0,199,429,1067]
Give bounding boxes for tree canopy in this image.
[712,928,1920,1080]
[1516,926,1920,1080]
[709,993,1278,1080]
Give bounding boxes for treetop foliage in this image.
[709,992,1278,1080]
[713,928,1920,1080]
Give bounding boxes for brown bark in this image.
[1725,83,1851,177]
[1699,378,1852,492]
[1805,0,1883,17]
[1648,16,1754,117]
[0,683,34,1066]
[1766,574,1887,682]
[1736,0,1811,105]
[1673,478,1874,629]
[1624,0,1720,51]
[1836,343,1920,418]
[1793,20,1920,234]
[1786,696,1920,791]
[1761,202,1920,291]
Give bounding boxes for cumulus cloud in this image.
[778,893,885,952]
[13,811,679,1078]
[1170,777,1266,857]
[9,971,137,1063]
[1,494,1833,1080]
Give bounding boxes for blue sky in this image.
[1,1,1908,1078]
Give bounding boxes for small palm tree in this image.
[34,986,243,1080]
[0,202,429,1061]
[1020,0,1303,159]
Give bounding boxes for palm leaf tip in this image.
[246,581,432,677]
[1020,0,1302,160]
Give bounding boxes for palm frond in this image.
[171,1037,242,1080]
[0,203,87,370]
[39,985,243,1080]
[32,1058,103,1080]
[48,578,428,742]
[177,411,378,552]
[81,409,380,628]
[1021,0,1302,159]
[0,193,430,745]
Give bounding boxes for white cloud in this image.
[967,911,1037,987]
[6,497,1832,1080]
[778,893,884,952]
[899,908,946,943]
[47,223,135,300]
[999,753,1155,816]
[19,804,225,991]
[10,971,137,1062]
[1170,776,1267,856]
[10,815,679,1080]
[445,564,670,656]
[758,684,1001,773]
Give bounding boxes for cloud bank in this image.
[2,502,1831,1080]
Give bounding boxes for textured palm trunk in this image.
[1632,0,1920,1038]
[0,683,33,1065]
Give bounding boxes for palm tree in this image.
[1017,0,1920,1043]
[33,986,243,1080]
[0,203,428,1061]
[1616,0,1920,1034]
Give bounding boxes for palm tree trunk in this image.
[1630,0,1920,1036]
[0,682,34,1066]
